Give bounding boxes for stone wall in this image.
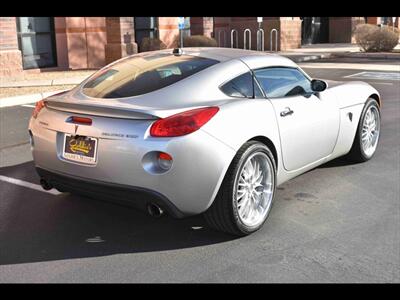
[105,17,137,65]
[0,17,23,76]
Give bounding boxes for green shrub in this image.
[354,24,399,52]
[140,37,167,52]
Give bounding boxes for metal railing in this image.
[217,30,227,47]
[244,29,251,50]
[230,29,238,48]
[256,28,265,51]
[270,28,278,52]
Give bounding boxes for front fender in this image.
[330,81,380,108]
[329,81,380,158]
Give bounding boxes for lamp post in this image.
[178,17,185,48]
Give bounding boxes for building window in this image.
[134,17,159,52]
[16,17,57,69]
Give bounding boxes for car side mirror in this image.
[311,79,327,92]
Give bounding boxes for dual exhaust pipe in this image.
[40,177,164,218]
[147,203,164,218]
[40,178,53,191]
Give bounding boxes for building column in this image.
[54,17,69,69]
[158,17,179,48]
[190,17,214,38]
[63,17,108,69]
[0,17,23,77]
[278,17,302,51]
[105,17,137,65]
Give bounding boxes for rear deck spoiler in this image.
[45,100,159,120]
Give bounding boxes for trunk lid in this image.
[44,89,230,120]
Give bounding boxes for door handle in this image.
[280,107,294,117]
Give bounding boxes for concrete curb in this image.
[0,89,68,108]
[288,53,333,62]
[0,76,88,88]
[331,52,400,60]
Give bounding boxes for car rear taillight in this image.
[150,107,219,137]
[32,100,46,119]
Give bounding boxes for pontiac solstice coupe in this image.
[29,48,381,236]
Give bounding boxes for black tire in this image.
[204,141,277,236]
[347,98,381,163]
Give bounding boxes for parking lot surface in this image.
[0,58,399,282]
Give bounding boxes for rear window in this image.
[82,53,219,98]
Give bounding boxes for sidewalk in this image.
[0,70,94,106]
[277,43,400,62]
[0,89,69,108]
[0,70,94,89]
[0,76,89,88]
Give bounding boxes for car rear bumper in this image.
[29,109,236,215]
[36,167,185,218]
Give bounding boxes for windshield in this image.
[82,53,219,99]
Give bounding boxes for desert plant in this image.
[354,24,399,52]
[173,35,218,48]
[140,37,167,52]
[184,35,218,47]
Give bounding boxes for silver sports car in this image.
[29,47,381,236]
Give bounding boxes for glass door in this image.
[134,17,159,52]
[16,17,57,69]
[301,17,329,44]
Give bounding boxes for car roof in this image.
[178,47,267,60]
[156,47,298,69]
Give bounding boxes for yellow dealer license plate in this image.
[62,134,98,164]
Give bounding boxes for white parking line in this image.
[0,175,61,195]
[366,82,394,85]
[299,62,400,72]
[343,71,400,80]
[20,104,36,108]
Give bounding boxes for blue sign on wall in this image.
[178,17,185,30]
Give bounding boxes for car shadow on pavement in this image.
[0,161,236,266]
[317,156,360,169]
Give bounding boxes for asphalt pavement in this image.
[0,58,399,282]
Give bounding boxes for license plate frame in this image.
[62,134,98,164]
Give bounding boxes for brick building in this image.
[0,16,398,76]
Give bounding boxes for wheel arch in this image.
[369,93,381,107]
[248,135,278,170]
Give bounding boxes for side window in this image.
[254,67,312,98]
[220,72,254,98]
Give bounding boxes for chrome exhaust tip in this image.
[40,178,53,191]
[147,203,164,218]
